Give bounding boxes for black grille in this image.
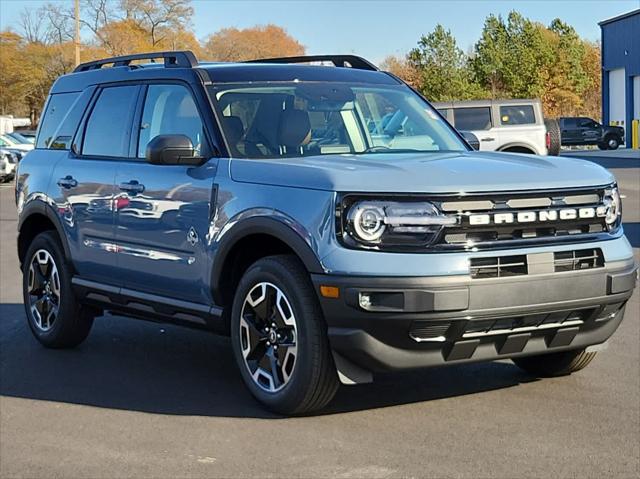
[554,248,604,272]
[470,255,527,278]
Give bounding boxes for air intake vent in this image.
[470,255,528,279]
[409,321,451,342]
[554,248,604,272]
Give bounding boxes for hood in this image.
[230,151,615,193]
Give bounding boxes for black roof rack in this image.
[73,50,198,73]
[246,55,379,71]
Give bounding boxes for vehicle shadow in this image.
[0,303,538,419]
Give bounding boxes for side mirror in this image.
[146,134,202,166]
[460,130,480,150]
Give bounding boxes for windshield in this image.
[208,82,467,159]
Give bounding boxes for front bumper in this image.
[312,258,638,374]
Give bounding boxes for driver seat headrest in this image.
[277,109,311,149]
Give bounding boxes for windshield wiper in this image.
[359,146,431,154]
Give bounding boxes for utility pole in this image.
[74,0,80,66]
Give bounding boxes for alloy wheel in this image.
[239,282,298,393]
[27,249,61,332]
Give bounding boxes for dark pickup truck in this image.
[560,117,625,150]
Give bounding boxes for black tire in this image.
[230,254,339,415]
[22,231,94,348]
[512,348,597,377]
[544,118,561,156]
[598,142,608,150]
[604,135,620,150]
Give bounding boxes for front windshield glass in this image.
[208,82,467,158]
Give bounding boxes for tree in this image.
[472,14,509,99]
[580,41,602,119]
[408,24,484,101]
[119,0,194,47]
[203,25,304,62]
[380,55,420,87]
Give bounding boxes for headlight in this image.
[343,199,457,249]
[603,186,622,229]
[350,203,386,241]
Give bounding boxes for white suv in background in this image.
[0,149,17,182]
[434,99,553,156]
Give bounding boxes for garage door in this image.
[634,76,640,119]
[609,68,626,125]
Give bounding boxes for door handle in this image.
[57,175,78,189]
[481,137,495,142]
[119,180,145,194]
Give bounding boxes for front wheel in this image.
[230,255,338,414]
[605,136,620,150]
[512,348,597,377]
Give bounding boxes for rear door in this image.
[451,107,495,150]
[113,82,217,303]
[49,85,139,284]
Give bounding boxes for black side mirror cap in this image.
[460,130,480,150]
[146,134,203,166]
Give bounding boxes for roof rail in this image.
[246,55,379,71]
[73,50,198,73]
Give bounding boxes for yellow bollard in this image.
[632,119,639,149]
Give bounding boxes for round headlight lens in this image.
[350,204,386,242]
[604,187,622,226]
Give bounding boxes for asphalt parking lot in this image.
[0,157,638,478]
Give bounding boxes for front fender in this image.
[210,211,326,303]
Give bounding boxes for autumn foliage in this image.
[383,12,602,118]
[1,2,601,124]
[0,0,305,123]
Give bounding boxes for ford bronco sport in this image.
[15,51,638,414]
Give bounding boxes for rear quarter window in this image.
[36,92,80,149]
[500,105,536,125]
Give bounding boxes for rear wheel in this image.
[230,255,338,415]
[512,348,597,377]
[22,231,94,348]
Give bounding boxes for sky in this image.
[1,0,638,62]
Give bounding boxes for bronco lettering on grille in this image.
[467,207,606,226]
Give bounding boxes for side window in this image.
[453,107,492,131]
[579,118,597,128]
[138,84,205,158]
[36,92,80,149]
[82,86,139,157]
[500,105,536,125]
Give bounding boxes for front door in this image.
[114,83,217,304]
[578,118,601,145]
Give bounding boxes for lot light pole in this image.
[74,0,80,66]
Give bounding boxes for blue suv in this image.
[15,51,638,414]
